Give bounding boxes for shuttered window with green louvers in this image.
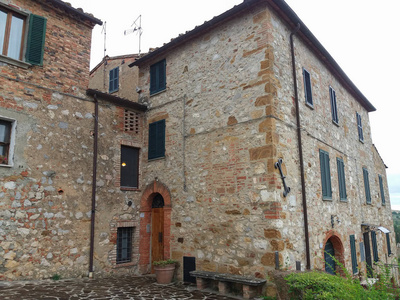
[148,119,165,160]
[350,235,358,274]
[319,150,332,200]
[25,14,47,66]
[109,67,119,93]
[303,68,313,107]
[371,231,379,262]
[150,59,166,95]
[337,158,347,201]
[363,168,371,204]
[379,175,385,205]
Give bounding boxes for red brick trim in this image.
[138,180,172,274]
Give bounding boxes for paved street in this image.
[0,275,240,300]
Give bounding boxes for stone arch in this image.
[138,180,172,274]
[322,230,345,275]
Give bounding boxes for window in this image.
[0,5,46,65]
[386,233,392,256]
[303,68,313,107]
[363,168,371,204]
[337,158,347,201]
[319,150,332,200]
[120,146,139,188]
[371,231,379,262]
[124,110,139,134]
[356,112,363,142]
[116,227,133,264]
[148,119,165,160]
[150,59,166,95]
[379,175,385,205]
[109,67,119,93]
[0,119,15,166]
[350,235,358,274]
[330,87,338,124]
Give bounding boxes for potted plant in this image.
[153,259,177,284]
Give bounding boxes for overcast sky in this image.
[67,0,400,209]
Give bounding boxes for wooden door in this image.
[324,239,336,275]
[151,207,164,272]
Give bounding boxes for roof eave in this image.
[86,89,147,112]
[46,0,103,25]
[129,0,376,112]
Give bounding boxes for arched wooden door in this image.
[151,194,164,272]
[324,239,336,275]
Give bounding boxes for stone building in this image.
[0,0,106,280]
[123,0,396,287]
[89,54,139,101]
[0,0,396,294]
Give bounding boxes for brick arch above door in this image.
[140,180,172,211]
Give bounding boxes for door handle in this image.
[159,232,163,243]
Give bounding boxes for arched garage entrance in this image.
[139,180,171,274]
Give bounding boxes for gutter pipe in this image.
[290,23,311,270]
[89,94,99,278]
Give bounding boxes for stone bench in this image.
[190,270,266,299]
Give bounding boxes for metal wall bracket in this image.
[275,158,291,197]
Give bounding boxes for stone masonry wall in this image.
[269,3,396,276]
[136,0,394,281]
[0,0,99,279]
[137,3,298,279]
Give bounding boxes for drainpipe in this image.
[290,23,311,270]
[89,94,99,278]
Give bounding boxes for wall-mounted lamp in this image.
[121,162,127,167]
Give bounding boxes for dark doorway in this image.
[324,239,336,275]
[183,256,196,283]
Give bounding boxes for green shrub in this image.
[284,271,397,300]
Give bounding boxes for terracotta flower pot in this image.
[154,263,176,284]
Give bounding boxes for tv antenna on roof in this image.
[124,15,143,54]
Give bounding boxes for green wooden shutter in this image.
[148,122,157,159]
[25,14,47,66]
[363,168,371,204]
[350,235,358,274]
[371,231,379,262]
[109,67,119,93]
[386,233,392,256]
[156,119,165,158]
[337,158,347,201]
[150,59,166,95]
[148,119,165,159]
[320,150,332,199]
[379,175,385,205]
[303,69,313,106]
[357,113,364,142]
[330,87,338,123]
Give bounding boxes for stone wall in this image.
[0,0,98,280]
[135,0,395,281]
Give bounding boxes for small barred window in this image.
[124,110,139,134]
